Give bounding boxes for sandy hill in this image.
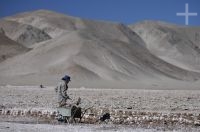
[0,19,51,48]
[0,10,200,87]
[4,10,85,38]
[129,21,200,72]
[0,31,29,62]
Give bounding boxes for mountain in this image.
[0,19,51,48]
[129,21,200,72]
[4,10,84,38]
[0,31,29,62]
[0,10,200,87]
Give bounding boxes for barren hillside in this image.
[0,32,29,62]
[129,21,200,72]
[0,10,200,87]
[0,19,51,47]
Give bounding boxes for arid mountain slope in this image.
[0,10,200,86]
[0,19,51,47]
[129,21,200,72]
[4,10,86,38]
[0,32,29,62]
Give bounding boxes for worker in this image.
[55,75,71,107]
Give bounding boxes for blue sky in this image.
[0,0,199,25]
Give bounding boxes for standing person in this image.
[55,75,71,107]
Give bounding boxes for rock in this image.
[0,28,5,35]
[0,105,6,109]
[16,25,51,47]
[127,107,132,109]
[194,121,200,126]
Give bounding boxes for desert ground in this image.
[1,84,200,112]
[0,85,200,131]
[1,122,200,132]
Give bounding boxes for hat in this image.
[62,75,71,81]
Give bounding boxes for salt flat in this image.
[1,122,200,132]
[1,86,200,131]
[1,86,200,113]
